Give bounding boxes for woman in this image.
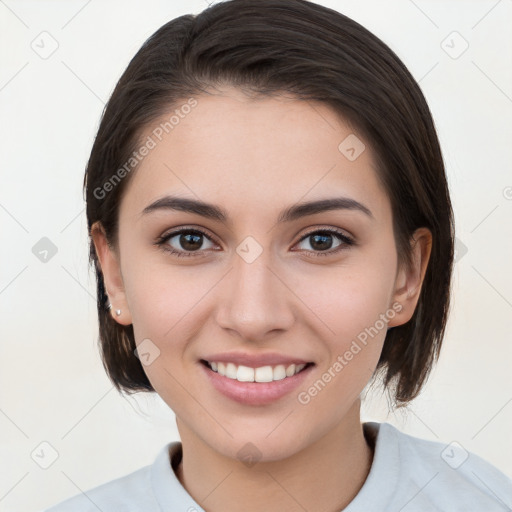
[42,0,512,510]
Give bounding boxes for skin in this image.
[92,86,431,512]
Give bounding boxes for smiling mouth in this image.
[200,359,315,383]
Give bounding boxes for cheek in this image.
[125,274,196,410]
[122,261,210,385]
[122,245,200,338]
[330,279,394,349]
[297,273,393,413]
[295,256,396,346]
[292,240,396,394]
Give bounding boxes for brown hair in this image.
[84,0,454,407]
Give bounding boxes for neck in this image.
[174,400,374,512]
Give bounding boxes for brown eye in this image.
[295,229,354,257]
[156,228,217,258]
[174,232,204,251]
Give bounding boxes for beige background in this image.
[1,1,511,511]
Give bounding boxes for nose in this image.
[214,248,295,342]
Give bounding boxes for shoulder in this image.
[38,449,166,512]
[379,422,512,511]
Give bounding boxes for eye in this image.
[294,228,355,257]
[155,226,355,259]
[155,228,218,258]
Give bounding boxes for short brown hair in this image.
[84,0,454,407]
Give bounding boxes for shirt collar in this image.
[150,422,398,511]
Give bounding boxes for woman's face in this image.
[93,87,429,462]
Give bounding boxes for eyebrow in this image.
[141,195,374,223]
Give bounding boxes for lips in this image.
[198,351,315,405]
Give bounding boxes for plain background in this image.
[1,0,511,511]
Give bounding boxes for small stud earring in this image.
[106,299,121,317]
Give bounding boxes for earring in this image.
[106,297,121,316]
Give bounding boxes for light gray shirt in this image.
[40,421,512,511]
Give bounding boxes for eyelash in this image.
[154,226,355,259]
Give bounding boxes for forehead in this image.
[119,88,390,226]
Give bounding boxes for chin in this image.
[204,426,313,466]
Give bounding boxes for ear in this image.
[90,221,133,326]
[387,227,432,328]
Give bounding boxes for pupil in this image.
[181,233,202,251]
[311,233,332,250]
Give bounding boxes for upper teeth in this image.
[209,361,307,382]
